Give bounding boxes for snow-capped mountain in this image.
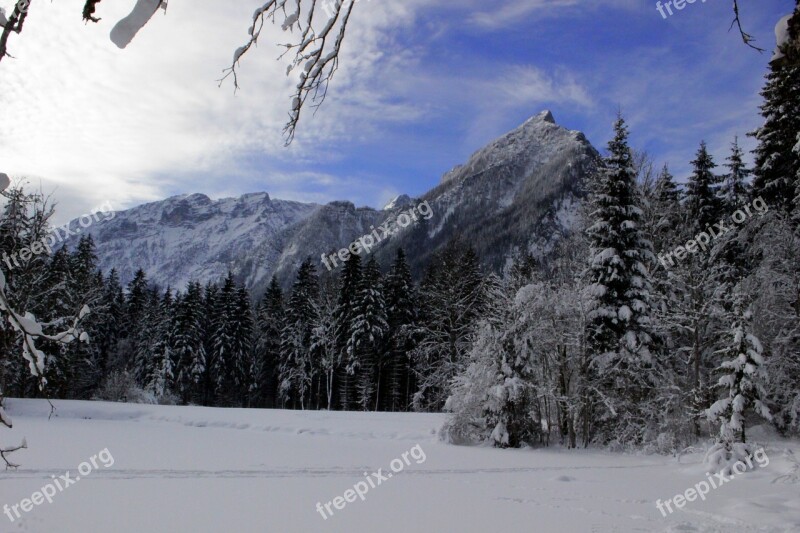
[68,111,599,292]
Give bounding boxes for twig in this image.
[0,439,27,470]
[730,0,765,52]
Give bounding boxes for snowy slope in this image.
[63,192,319,291]
[382,110,599,274]
[1,399,799,533]
[67,111,599,291]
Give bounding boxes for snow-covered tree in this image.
[708,289,772,442]
[253,277,283,408]
[334,253,361,410]
[0,185,89,468]
[585,115,659,446]
[383,248,417,411]
[173,281,206,404]
[751,3,800,214]
[279,259,319,409]
[721,137,752,214]
[347,256,388,411]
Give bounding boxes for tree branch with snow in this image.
[220,0,356,144]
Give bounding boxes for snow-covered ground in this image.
[0,399,799,533]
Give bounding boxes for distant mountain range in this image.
[66,110,600,294]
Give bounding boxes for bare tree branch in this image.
[731,0,765,52]
[0,438,27,470]
[220,0,356,145]
[0,0,32,63]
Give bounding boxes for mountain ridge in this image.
[66,111,600,293]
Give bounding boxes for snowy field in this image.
[0,399,799,533]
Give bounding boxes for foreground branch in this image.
[0,0,31,62]
[0,438,27,470]
[220,0,355,144]
[731,0,765,52]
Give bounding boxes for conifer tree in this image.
[751,5,800,214]
[253,276,283,407]
[334,254,362,410]
[231,285,254,406]
[96,269,124,377]
[210,273,238,405]
[384,248,417,411]
[348,256,388,411]
[173,281,206,404]
[685,141,722,234]
[145,289,175,400]
[707,289,772,445]
[201,281,219,405]
[721,137,751,214]
[585,115,658,445]
[279,259,319,409]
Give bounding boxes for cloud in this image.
[469,0,581,29]
[0,0,430,222]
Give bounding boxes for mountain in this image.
[66,111,599,294]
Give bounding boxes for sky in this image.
[0,0,792,223]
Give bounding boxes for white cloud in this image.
[0,0,429,222]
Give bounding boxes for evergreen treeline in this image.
[0,220,486,412]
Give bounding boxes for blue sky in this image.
[0,0,792,221]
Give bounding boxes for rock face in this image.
[68,111,599,293]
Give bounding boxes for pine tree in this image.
[230,285,254,406]
[348,256,388,411]
[333,254,362,410]
[41,246,76,398]
[122,269,150,374]
[279,259,319,409]
[721,137,751,214]
[173,281,206,404]
[133,286,163,387]
[95,269,124,378]
[685,141,722,234]
[585,115,659,445]
[254,277,283,408]
[751,5,800,214]
[707,289,772,445]
[64,236,105,398]
[384,248,417,411]
[210,273,238,405]
[145,289,175,400]
[201,281,219,405]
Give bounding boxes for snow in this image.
[772,14,793,61]
[110,0,164,49]
[1,399,799,532]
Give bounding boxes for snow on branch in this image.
[0,268,89,389]
[0,0,32,62]
[220,0,356,144]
